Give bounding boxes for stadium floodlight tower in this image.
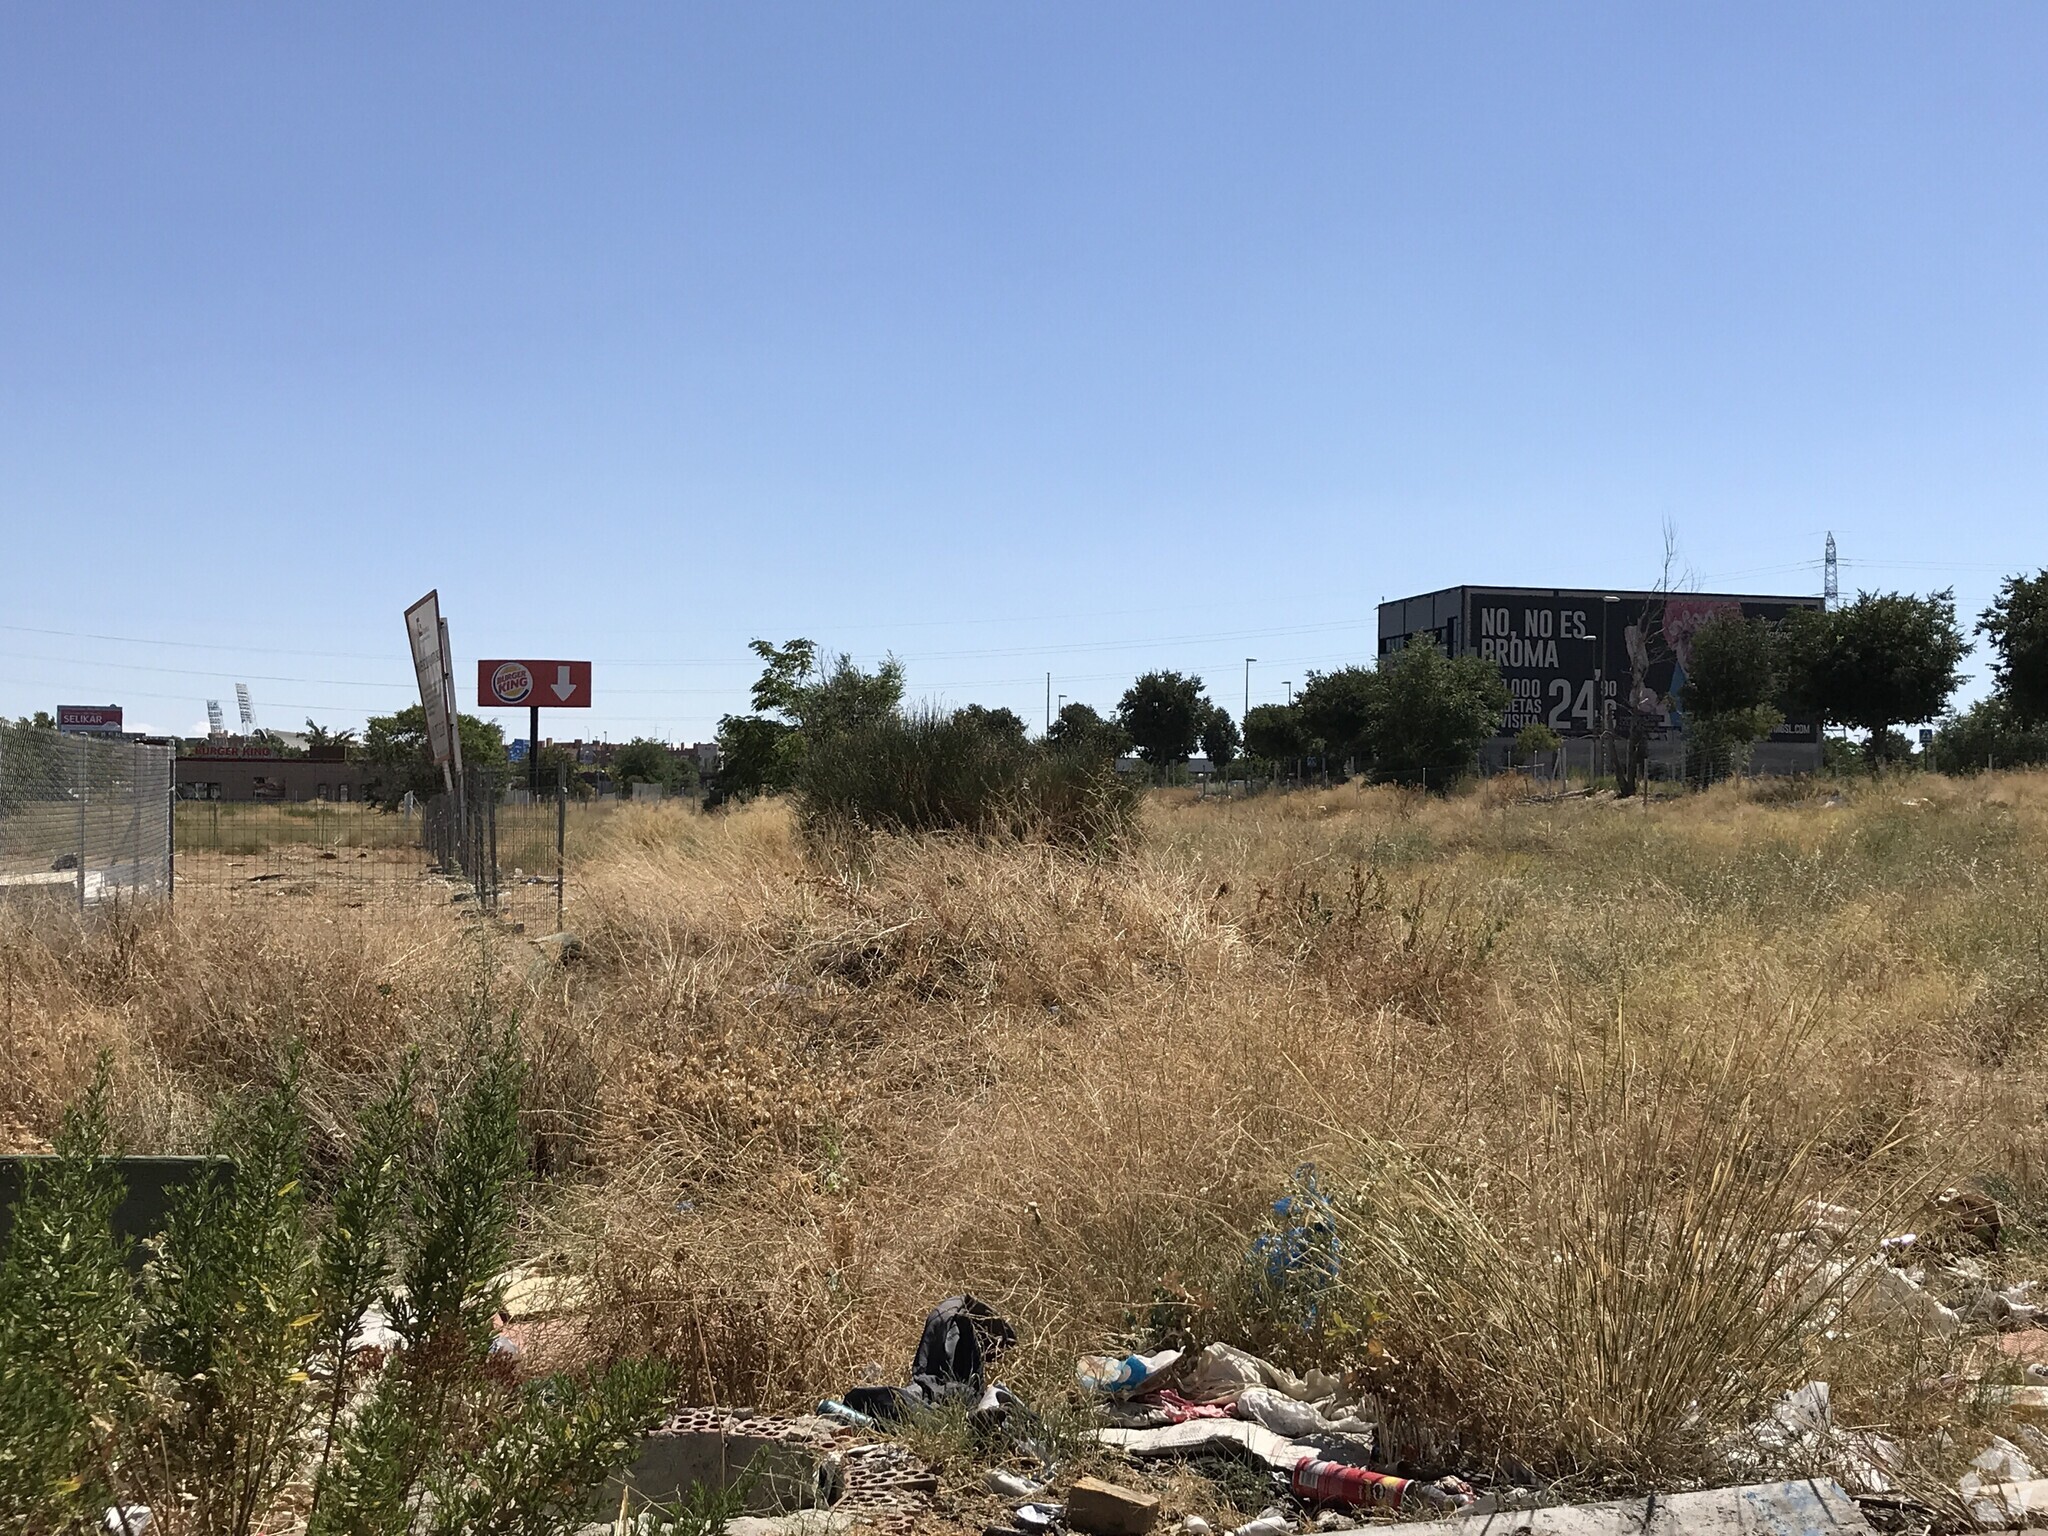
[206,699,226,737]
[235,684,258,735]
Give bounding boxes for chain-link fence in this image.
[171,795,438,906]
[424,766,567,930]
[0,723,173,911]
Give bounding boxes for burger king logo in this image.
[491,662,534,704]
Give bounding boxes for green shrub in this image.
[1512,723,1562,765]
[0,1033,672,1536]
[1928,697,2048,774]
[796,706,1139,847]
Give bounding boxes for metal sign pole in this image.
[556,760,567,932]
[530,704,540,798]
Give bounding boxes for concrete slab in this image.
[1445,1480,1871,1536]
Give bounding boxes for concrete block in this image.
[1067,1475,1161,1536]
[603,1428,837,1516]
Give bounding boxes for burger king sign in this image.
[476,659,592,709]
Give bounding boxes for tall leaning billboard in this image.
[1463,588,1821,744]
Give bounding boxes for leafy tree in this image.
[1116,671,1210,772]
[360,706,508,808]
[1293,667,1379,772]
[1783,591,1969,769]
[709,715,795,806]
[609,738,694,794]
[1927,696,2048,775]
[1242,703,1303,771]
[303,719,358,754]
[746,638,903,739]
[957,704,1030,745]
[1048,702,1130,762]
[525,739,582,795]
[1513,722,1562,766]
[1679,612,1784,783]
[1364,636,1509,788]
[1,718,67,795]
[1200,706,1240,772]
[711,639,905,806]
[1979,570,2048,726]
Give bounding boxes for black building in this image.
[1376,584,1824,773]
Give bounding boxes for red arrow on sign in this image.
[477,659,592,708]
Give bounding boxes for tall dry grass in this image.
[5,774,2048,1488]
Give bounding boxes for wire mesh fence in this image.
[0,723,172,912]
[168,764,570,930]
[170,795,443,908]
[423,767,567,930]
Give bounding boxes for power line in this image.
[0,650,411,688]
[0,621,399,662]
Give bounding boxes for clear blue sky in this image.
[4,5,2042,740]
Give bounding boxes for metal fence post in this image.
[556,761,567,932]
[76,735,87,913]
[485,773,499,911]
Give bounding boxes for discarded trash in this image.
[1805,1200,1862,1240]
[1249,1165,1342,1315]
[103,1510,152,1534]
[818,1399,877,1429]
[1984,1386,2048,1423]
[1960,1434,2039,1525]
[496,1258,595,1319]
[1291,1460,1411,1512]
[1015,1504,1062,1533]
[1226,1510,1292,1536]
[1730,1381,1897,1496]
[1311,1516,1356,1533]
[1095,1418,1312,1472]
[1078,1349,1183,1396]
[1927,1184,2003,1251]
[1291,1459,1472,1513]
[1235,1387,1375,1442]
[1866,1262,1961,1336]
[1066,1475,1161,1536]
[1962,1283,2042,1328]
[1181,1519,1214,1536]
[843,1294,1017,1422]
[348,1301,403,1354]
[1180,1343,1310,1406]
[1960,1479,2048,1531]
[986,1469,1051,1499]
[1102,1389,1235,1429]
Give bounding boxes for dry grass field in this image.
[7,772,2048,1503]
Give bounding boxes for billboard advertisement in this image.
[1458,588,1822,743]
[57,705,124,735]
[476,659,592,708]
